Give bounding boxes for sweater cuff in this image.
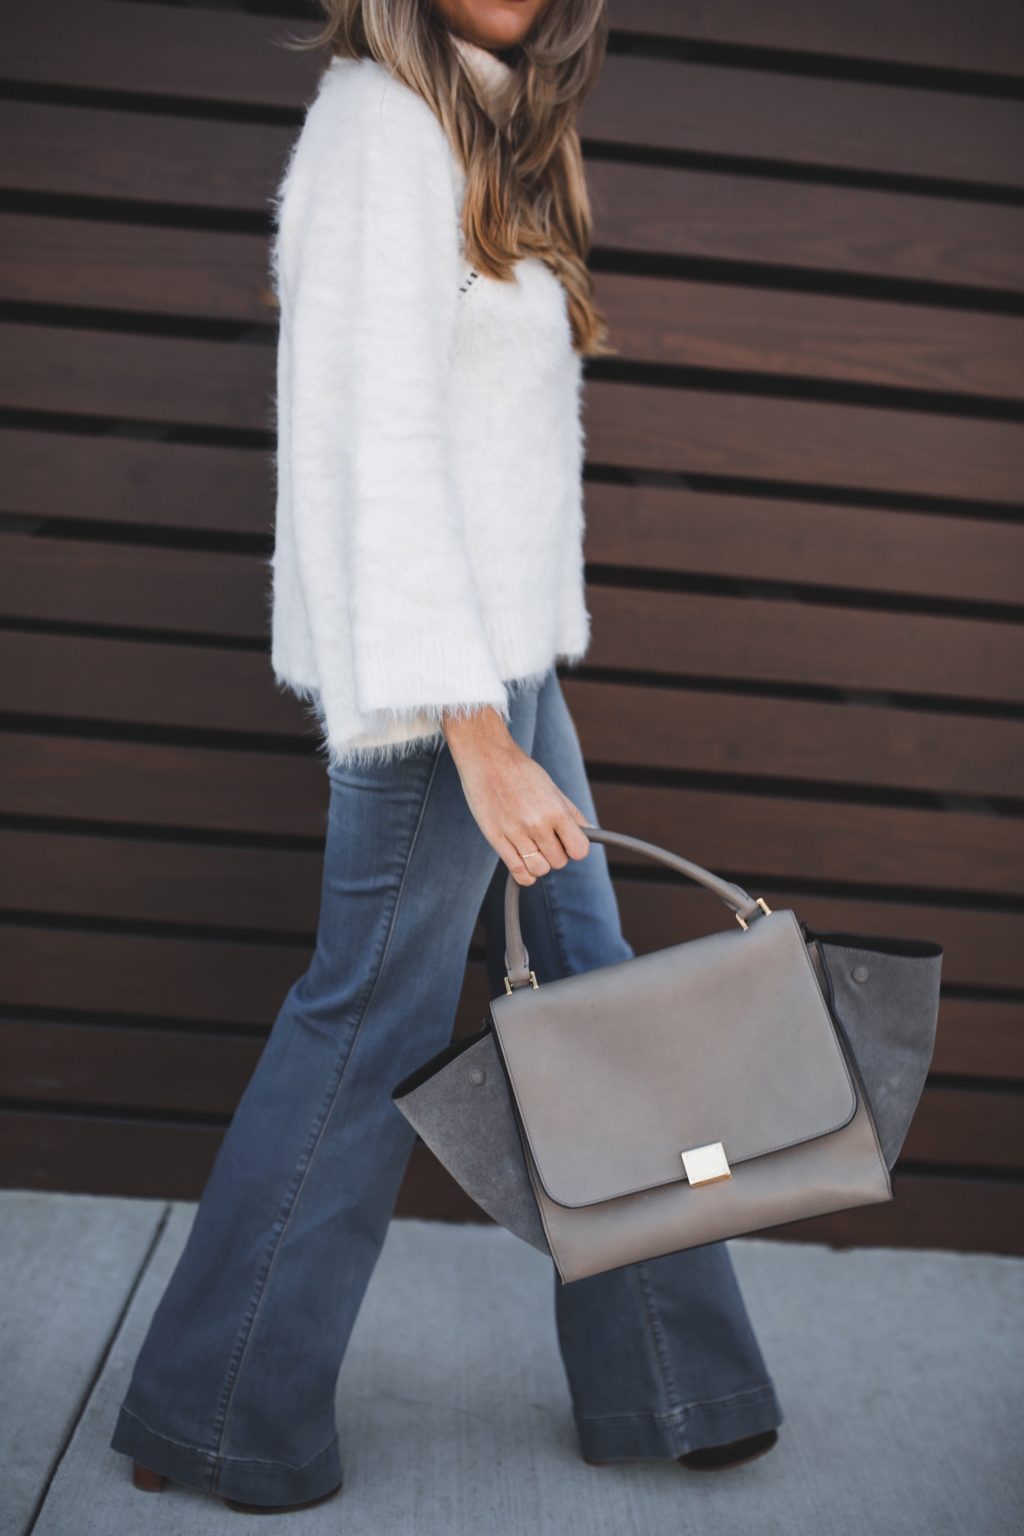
[355,628,509,722]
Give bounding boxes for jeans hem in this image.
[109,1403,343,1505]
[574,1381,783,1462]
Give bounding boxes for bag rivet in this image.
[468,1067,486,1087]
[852,965,870,983]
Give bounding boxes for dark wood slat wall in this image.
[1,1,1022,1254]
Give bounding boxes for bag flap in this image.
[489,907,856,1210]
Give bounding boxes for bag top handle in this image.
[503,825,772,992]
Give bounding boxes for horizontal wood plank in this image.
[0,535,272,638]
[1,0,323,108]
[590,779,1024,898]
[569,680,1024,797]
[0,99,286,214]
[1,1020,260,1116]
[3,100,1022,290]
[2,430,270,537]
[3,325,1022,503]
[586,158,1024,291]
[606,0,1024,77]
[0,826,322,936]
[0,925,307,1026]
[595,271,1024,399]
[0,213,278,325]
[583,379,1024,505]
[927,998,1024,1079]
[902,1085,1024,1168]
[0,733,332,839]
[758,1169,1023,1254]
[580,483,1024,606]
[580,56,1024,189]
[588,577,1024,701]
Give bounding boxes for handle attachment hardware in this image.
[735,897,773,930]
[503,970,538,995]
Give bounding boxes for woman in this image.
[109,0,783,1512]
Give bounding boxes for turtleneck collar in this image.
[450,32,515,127]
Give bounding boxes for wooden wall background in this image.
[2,0,1022,1255]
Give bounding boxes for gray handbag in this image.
[392,826,943,1283]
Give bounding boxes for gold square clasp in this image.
[681,1142,732,1187]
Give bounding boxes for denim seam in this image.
[210,741,446,1488]
[575,1382,778,1425]
[117,1404,339,1472]
[632,1260,681,1419]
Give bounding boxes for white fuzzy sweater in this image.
[268,38,592,766]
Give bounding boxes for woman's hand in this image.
[442,705,592,885]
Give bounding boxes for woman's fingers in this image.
[498,799,593,884]
[554,809,592,862]
[520,844,553,878]
[518,825,563,871]
[455,739,594,885]
[495,832,544,885]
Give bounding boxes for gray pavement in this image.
[3,1190,1022,1535]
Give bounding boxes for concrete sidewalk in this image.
[3,1190,1022,1535]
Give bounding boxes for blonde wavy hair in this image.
[291,0,613,357]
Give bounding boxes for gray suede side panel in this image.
[816,941,942,1169]
[393,1033,550,1254]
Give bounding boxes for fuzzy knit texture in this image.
[267,39,592,768]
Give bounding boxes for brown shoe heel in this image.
[132,1462,167,1492]
[131,1458,341,1513]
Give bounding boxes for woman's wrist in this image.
[441,704,514,758]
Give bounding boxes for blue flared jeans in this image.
[110,666,783,1506]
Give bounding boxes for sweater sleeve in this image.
[282,67,509,727]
